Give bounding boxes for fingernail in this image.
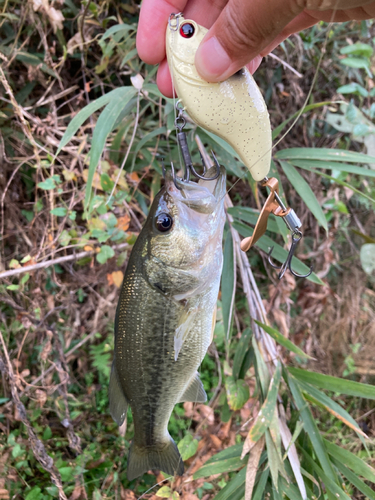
[195,36,233,82]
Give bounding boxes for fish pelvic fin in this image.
[127,436,184,480]
[109,361,128,426]
[178,372,207,403]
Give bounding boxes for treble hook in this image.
[171,100,220,187]
[267,230,313,280]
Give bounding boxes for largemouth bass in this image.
[110,166,226,480]
[166,14,272,182]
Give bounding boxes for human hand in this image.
[136,0,375,97]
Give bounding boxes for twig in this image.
[0,331,68,500]
[0,242,129,279]
[268,52,303,78]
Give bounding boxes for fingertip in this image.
[246,55,263,74]
[156,60,175,98]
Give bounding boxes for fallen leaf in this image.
[120,488,137,500]
[117,214,130,232]
[245,435,265,500]
[128,172,139,182]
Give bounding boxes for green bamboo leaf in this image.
[252,336,270,395]
[287,374,338,484]
[279,161,328,231]
[265,430,280,490]
[297,379,367,438]
[340,42,373,57]
[272,101,339,140]
[85,88,137,209]
[193,456,246,479]
[324,440,375,482]
[278,477,304,500]
[289,367,375,399]
[252,469,270,500]
[57,87,136,154]
[332,458,375,500]
[233,328,252,380]
[254,320,312,359]
[300,448,351,500]
[248,362,282,444]
[308,168,375,204]
[225,376,250,411]
[232,222,323,285]
[227,206,280,233]
[101,23,134,41]
[221,231,236,340]
[275,148,375,164]
[289,159,375,178]
[205,443,243,462]
[212,467,246,500]
[130,126,167,171]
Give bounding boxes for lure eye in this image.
[155,213,173,232]
[180,23,195,38]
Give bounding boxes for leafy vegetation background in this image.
[1,1,375,499]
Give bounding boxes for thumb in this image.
[195,0,305,82]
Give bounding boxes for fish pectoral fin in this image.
[178,372,207,403]
[109,361,128,426]
[127,436,184,480]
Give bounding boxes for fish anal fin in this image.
[109,361,128,426]
[127,436,184,480]
[178,372,207,403]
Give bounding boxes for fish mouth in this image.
[166,165,226,214]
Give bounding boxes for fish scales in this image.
[166,15,272,181]
[110,167,226,480]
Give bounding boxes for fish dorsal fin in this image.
[109,361,128,426]
[178,372,207,403]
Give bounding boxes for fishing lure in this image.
[166,13,272,182]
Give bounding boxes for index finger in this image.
[136,0,188,65]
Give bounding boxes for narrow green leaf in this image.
[279,161,328,231]
[265,430,280,490]
[278,477,304,500]
[252,469,270,500]
[131,126,167,171]
[340,42,373,57]
[254,320,311,359]
[287,374,338,484]
[332,458,375,500]
[233,328,252,380]
[205,443,243,463]
[297,379,367,438]
[289,367,375,399]
[252,336,270,395]
[233,222,323,285]
[325,440,375,482]
[300,448,351,500]
[221,231,236,340]
[275,148,375,164]
[85,88,137,208]
[58,87,135,154]
[101,23,134,41]
[212,466,246,500]
[194,456,246,479]
[248,362,282,443]
[308,168,375,204]
[289,159,375,178]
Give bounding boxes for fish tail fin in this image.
[127,436,184,480]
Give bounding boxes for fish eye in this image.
[180,23,195,39]
[155,213,173,232]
